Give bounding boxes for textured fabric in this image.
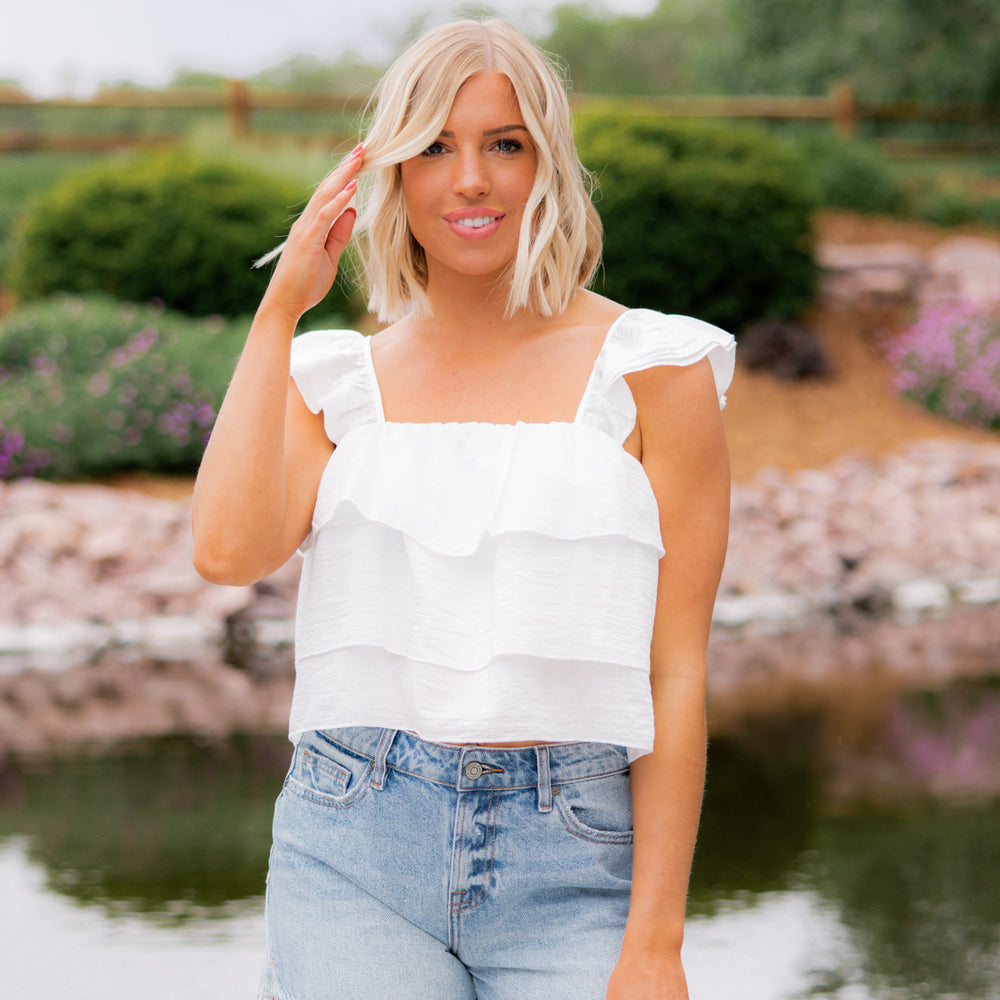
[260,728,633,1000]
[288,309,735,759]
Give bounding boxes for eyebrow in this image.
[438,125,530,138]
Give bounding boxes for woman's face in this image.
[399,71,538,287]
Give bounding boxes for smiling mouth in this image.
[454,215,501,229]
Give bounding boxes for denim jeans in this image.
[258,727,633,999]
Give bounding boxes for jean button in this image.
[464,761,484,780]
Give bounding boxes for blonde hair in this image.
[353,18,602,322]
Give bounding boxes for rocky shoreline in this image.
[2,436,999,759]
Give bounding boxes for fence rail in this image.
[1,81,998,155]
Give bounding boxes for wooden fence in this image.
[1,80,998,155]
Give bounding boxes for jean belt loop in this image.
[535,744,553,813]
[371,729,396,790]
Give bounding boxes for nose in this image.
[451,151,491,199]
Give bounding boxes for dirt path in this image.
[724,212,999,481]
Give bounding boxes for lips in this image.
[443,210,505,240]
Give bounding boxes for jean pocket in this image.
[553,770,633,844]
[284,731,374,808]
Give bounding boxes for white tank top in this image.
[288,309,735,759]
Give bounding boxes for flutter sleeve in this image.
[288,329,381,444]
[578,309,736,443]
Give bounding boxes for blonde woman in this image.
[193,18,734,1000]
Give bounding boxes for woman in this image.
[192,18,734,1000]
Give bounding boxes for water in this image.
[2,675,1000,999]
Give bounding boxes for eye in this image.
[494,137,524,154]
[421,140,447,157]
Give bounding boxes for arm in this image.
[191,147,364,585]
[606,358,731,1000]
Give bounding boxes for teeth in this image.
[456,216,496,228]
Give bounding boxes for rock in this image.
[738,320,831,380]
[891,578,952,614]
[818,233,1000,311]
[923,236,1000,305]
[817,241,927,305]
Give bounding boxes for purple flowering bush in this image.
[887,299,1000,431]
[0,294,248,480]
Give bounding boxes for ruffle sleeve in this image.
[578,309,736,443]
[289,329,380,444]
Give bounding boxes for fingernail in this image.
[344,178,358,193]
[350,142,365,158]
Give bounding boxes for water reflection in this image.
[2,673,1000,999]
[0,735,291,919]
[816,802,1000,998]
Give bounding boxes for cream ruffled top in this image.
[289,309,735,759]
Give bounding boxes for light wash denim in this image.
[258,727,633,999]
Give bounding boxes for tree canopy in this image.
[541,0,1000,102]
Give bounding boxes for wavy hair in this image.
[351,18,602,321]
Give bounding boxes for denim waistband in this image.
[311,727,630,812]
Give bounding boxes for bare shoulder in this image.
[561,289,628,332]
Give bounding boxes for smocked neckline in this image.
[361,309,634,429]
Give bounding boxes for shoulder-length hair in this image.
[356,18,603,322]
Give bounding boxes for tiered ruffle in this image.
[287,310,735,759]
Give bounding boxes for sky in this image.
[2,0,656,97]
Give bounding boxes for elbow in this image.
[192,535,267,587]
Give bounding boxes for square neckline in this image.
[362,309,632,428]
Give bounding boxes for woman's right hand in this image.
[258,142,365,323]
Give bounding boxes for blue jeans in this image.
[258,728,633,999]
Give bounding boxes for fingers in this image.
[326,207,357,260]
[309,143,365,211]
[293,144,364,246]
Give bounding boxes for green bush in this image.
[6,150,360,319]
[0,152,104,278]
[787,130,908,216]
[575,111,819,330]
[0,292,354,481]
[0,294,249,479]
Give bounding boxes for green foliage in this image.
[0,152,103,278]
[6,150,322,317]
[725,0,1000,103]
[545,0,736,96]
[576,111,818,329]
[787,130,908,216]
[542,0,1000,112]
[249,52,382,93]
[0,294,249,479]
[0,292,353,481]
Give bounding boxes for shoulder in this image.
[290,327,367,366]
[288,328,379,439]
[609,308,735,411]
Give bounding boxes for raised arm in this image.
[191,145,364,585]
[607,357,731,1000]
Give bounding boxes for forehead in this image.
[443,72,524,128]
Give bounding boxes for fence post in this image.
[227,79,250,140]
[832,80,856,137]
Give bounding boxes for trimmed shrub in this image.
[575,111,819,331]
[6,150,360,319]
[887,299,1000,430]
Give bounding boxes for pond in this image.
[2,670,1000,1000]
